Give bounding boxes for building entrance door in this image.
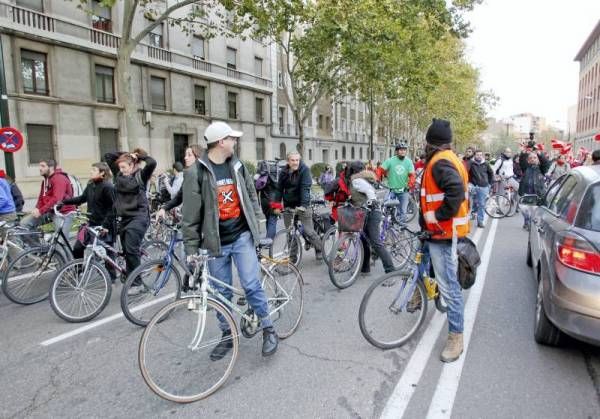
[173,134,189,165]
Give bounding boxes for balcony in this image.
[0,2,272,89]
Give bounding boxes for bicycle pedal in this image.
[237,296,247,306]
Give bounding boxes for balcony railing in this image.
[1,2,272,89]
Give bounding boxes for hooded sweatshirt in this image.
[36,168,76,215]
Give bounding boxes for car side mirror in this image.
[519,194,539,207]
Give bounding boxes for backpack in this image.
[494,158,504,175]
[457,237,481,289]
[58,172,82,199]
[255,160,283,190]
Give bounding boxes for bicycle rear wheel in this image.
[121,259,182,327]
[405,197,417,223]
[139,297,239,403]
[264,262,303,339]
[321,226,337,266]
[2,247,66,305]
[50,258,112,322]
[270,229,302,267]
[359,271,427,349]
[141,240,168,261]
[383,226,416,270]
[328,233,363,289]
[485,194,510,219]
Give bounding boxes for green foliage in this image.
[242,160,256,176]
[310,162,328,179]
[335,161,346,175]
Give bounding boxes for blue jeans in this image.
[390,190,409,223]
[428,240,464,333]
[208,231,272,331]
[472,185,489,224]
[266,214,278,240]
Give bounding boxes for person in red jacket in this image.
[324,166,351,222]
[375,161,385,182]
[20,158,76,239]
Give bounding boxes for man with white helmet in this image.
[181,121,278,359]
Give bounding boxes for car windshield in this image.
[575,183,600,232]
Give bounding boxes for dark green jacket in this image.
[181,155,264,256]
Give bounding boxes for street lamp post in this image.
[0,35,15,179]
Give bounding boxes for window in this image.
[95,65,114,103]
[192,36,205,60]
[318,115,324,129]
[254,57,263,77]
[543,176,566,206]
[308,149,312,160]
[16,0,42,12]
[173,134,189,165]
[255,97,264,122]
[279,142,286,159]
[194,85,206,115]
[226,47,237,70]
[278,107,285,134]
[21,50,47,95]
[342,146,346,159]
[341,119,346,131]
[576,184,600,231]
[549,175,577,215]
[351,147,355,159]
[149,23,163,48]
[228,92,238,119]
[335,149,338,160]
[278,72,283,88]
[359,147,363,159]
[325,116,330,130]
[92,0,111,32]
[150,76,166,110]
[26,124,53,164]
[256,138,265,160]
[99,128,118,158]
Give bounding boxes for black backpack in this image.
[457,237,481,289]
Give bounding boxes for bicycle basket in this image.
[337,205,367,233]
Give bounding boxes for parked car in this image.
[524,165,600,346]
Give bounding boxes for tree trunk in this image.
[297,122,304,156]
[117,46,138,150]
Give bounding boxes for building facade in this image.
[574,19,600,152]
[0,0,272,197]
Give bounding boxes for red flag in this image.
[595,133,600,142]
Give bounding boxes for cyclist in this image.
[348,161,395,275]
[462,146,474,169]
[0,170,24,213]
[104,148,156,292]
[381,142,416,224]
[59,162,116,280]
[467,150,494,228]
[20,158,76,241]
[492,148,520,207]
[323,164,351,222]
[271,151,323,260]
[255,160,282,240]
[518,152,547,230]
[0,174,16,223]
[420,118,470,363]
[181,121,277,358]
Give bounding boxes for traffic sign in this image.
[0,127,24,153]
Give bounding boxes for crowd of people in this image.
[2,119,599,366]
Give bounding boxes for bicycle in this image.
[358,229,447,349]
[0,219,44,276]
[48,219,168,322]
[485,180,511,219]
[138,239,303,403]
[384,189,417,224]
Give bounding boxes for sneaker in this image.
[440,332,463,363]
[315,251,323,261]
[477,221,485,228]
[406,291,422,312]
[210,330,233,361]
[262,327,278,357]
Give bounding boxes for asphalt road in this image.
[1,214,599,418]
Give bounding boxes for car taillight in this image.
[556,234,600,275]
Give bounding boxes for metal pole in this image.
[369,90,374,161]
[0,35,15,179]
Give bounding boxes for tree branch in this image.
[132,0,200,45]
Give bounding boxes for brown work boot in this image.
[406,291,422,313]
[440,332,463,363]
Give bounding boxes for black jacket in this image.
[9,182,24,212]
[518,151,550,175]
[273,162,312,208]
[468,160,494,187]
[259,180,279,217]
[419,154,465,231]
[63,179,115,230]
[104,152,156,218]
[518,165,546,198]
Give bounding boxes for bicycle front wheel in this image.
[359,271,427,349]
[2,247,66,305]
[264,262,304,339]
[121,259,182,327]
[139,297,239,403]
[328,233,363,289]
[321,225,338,266]
[485,194,510,219]
[270,229,302,267]
[50,258,112,322]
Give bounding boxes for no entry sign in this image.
[0,127,24,153]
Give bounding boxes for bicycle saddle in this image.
[258,238,273,248]
[384,200,400,207]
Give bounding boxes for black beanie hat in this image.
[426,118,453,145]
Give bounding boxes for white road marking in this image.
[40,292,176,346]
[380,226,485,419]
[425,218,498,418]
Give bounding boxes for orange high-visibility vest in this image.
[420,149,470,240]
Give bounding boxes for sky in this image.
[464,0,600,130]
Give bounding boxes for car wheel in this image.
[526,240,533,268]
[533,275,562,346]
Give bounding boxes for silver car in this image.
[525,165,600,346]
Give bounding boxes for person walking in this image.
[181,121,277,358]
[318,165,334,187]
[381,142,415,224]
[468,150,494,228]
[419,118,470,363]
